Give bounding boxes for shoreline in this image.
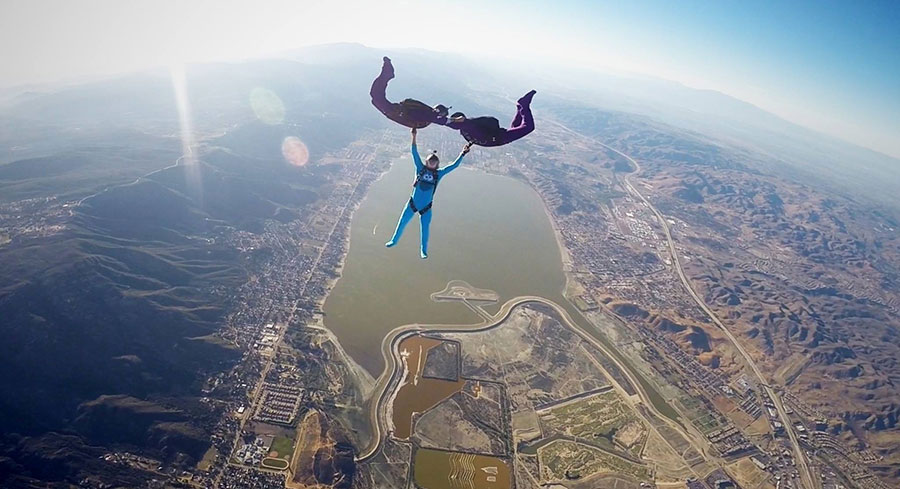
[314,145,410,390]
[537,185,578,298]
[345,161,698,461]
[315,193,377,393]
[316,149,684,463]
[301,142,404,447]
[319,159,677,461]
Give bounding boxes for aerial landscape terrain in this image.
[0,34,898,489]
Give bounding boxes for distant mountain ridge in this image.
[506,55,900,210]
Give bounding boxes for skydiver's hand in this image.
[462,142,473,154]
[411,127,417,135]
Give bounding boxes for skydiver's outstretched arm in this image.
[439,143,471,177]
[411,128,423,170]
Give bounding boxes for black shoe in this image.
[518,89,537,106]
[382,57,395,78]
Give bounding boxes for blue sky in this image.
[1,0,898,158]
[474,0,900,158]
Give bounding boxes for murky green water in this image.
[323,156,565,375]
[324,155,681,423]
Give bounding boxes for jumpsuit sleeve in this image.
[439,153,465,177]
[411,143,424,171]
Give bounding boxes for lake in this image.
[323,155,565,375]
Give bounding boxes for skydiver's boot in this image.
[381,56,395,80]
[517,89,537,107]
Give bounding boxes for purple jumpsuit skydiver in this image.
[370,57,450,129]
[445,90,537,147]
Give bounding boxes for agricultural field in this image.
[726,457,774,489]
[676,396,726,435]
[615,421,648,458]
[538,440,651,483]
[540,390,645,445]
[640,431,693,482]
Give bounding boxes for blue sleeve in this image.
[439,153,464,177]
[411,143,423,171]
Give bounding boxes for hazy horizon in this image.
[1,0,898,161]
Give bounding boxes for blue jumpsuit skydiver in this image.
[385,128,471,258]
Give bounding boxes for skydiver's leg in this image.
[510,109,523,129]
[510,91,535,127]
[510,90,536,129]
[419,209,432,259]
[500,90,537,144]
[385,200,415,247]
[370,57,395,114]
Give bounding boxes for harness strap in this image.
[408,197,433,215]
[414,167,440,187]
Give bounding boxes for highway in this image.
[214,130,387,488]
[603,138,818,489]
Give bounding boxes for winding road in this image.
[596,132,818,489]
[356,294,702,464]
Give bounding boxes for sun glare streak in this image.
[170,64,203,205]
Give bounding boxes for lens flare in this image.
[170,64,203,205]
[281,137,310,167]
[250,87,285,125]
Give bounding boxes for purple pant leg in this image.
[498,101,534,145]
[510,105,523,128]
[370,64,394,115]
